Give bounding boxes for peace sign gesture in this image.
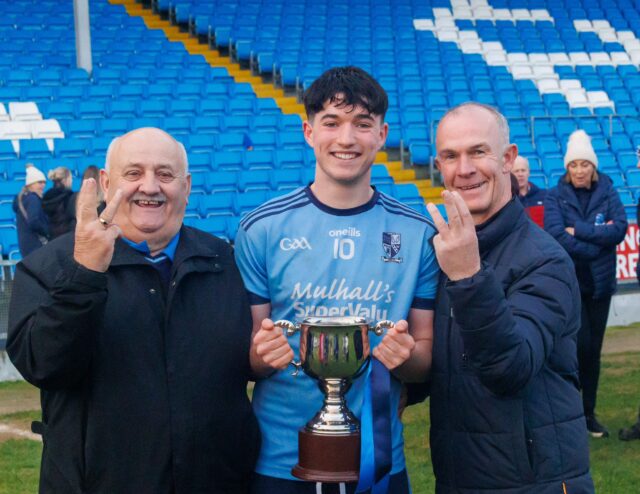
[426,191,481,281]
[73,178,124,273]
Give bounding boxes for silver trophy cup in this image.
[274,315,394,481]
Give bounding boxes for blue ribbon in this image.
[356,358,392,494]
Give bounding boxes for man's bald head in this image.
[512,155,530,193]
[105,128,189,174]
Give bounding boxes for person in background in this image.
[62,165,107,228]
[41,166,75,239]
[545,129,628,438]
[513,155,546,227]
[13,163,49,257]
[618,148,640,441]
[80,165,106,214]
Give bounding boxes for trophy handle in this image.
[371,319,395,336]
[274,319,302,376]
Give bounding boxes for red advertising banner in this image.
[617,224,639,282]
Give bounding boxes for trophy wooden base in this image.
[291,429,360,482]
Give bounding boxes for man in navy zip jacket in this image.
[416,103,594,493]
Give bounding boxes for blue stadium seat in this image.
[213,151,244,171]
[237,190,269,215]
[625,169,640,187]
[189,174,207,196]
[199,98,227,116]
[89,137,111,158]
[188,135,216,154]
[275,149,306,169]
[0,141,18,162]
[188,153,214,174]
[20,139,52,160]
[218,133,250,152]
[164,117,191,136]
[244,150,275,170]
[54,138,89,158]
[168,100,199,117]
[99,119,129,138]
[207,171,238,194]
[201,192,236,217]
[409,143,431,166]
[185,216,230,240]
[137,100,168,118]
[0,227,19,257]
[272,168,302,191]
[238,170,272,192]
[371,165,394,186]
[248,132,278,151]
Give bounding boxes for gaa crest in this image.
[381,232,402,263]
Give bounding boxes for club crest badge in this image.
[381,232,403,263]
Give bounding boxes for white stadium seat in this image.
[30,120,64,140]
[8,102,42,121]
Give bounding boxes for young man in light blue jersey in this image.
[235,66,439,494]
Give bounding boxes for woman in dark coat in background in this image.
[545,130,628,438]
[41,166,75,239]
[12,164,49,257]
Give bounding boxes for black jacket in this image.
[427,200,594,493]
[7,226,260,493]
[41,186,76,239]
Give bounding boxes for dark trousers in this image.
[250,470,410,494]
[577,294,612,416]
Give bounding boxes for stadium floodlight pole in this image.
[73,0,93,75]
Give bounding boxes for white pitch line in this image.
[0,423,42,442]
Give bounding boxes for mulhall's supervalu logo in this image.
[381,232,402,263]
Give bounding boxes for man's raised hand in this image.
[426,190,481,281]
[74,179,123,272]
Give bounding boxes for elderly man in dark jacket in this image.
[417,103,594,493]
[7,128,260,493]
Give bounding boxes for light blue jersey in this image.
[235,186,439,481]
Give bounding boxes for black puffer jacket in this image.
[7,226,260,493]
[41,186,75,239]
[429,199,594,493]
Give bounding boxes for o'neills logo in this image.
[329,227,361,237]
[290,278,395,303]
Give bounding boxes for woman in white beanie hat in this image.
[544,129,628,438]
[12,163,49,257]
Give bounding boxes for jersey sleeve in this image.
[412,224,440,309]
[234,222,271,304]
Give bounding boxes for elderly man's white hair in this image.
[103,128,189,173]
[439,102,511,149]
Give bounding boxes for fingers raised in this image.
[426,202,448,234]
[99,189,124,225]
[451,191,473,226]
[442,190,462,230]
[76,179,99,224]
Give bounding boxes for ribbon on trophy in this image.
[356,358,392,494]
